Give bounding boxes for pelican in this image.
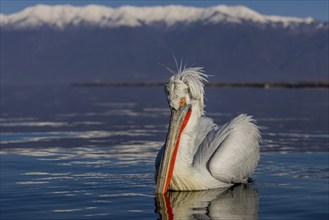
[155,67,261,194]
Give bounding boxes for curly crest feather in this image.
[166,67,208,115]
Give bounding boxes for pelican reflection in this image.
[155,184,258,220]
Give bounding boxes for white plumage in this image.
[155,66,261,192]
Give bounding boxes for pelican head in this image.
[156,67,208,194]
[165,67,207,116]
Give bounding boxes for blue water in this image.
[1,85,328,219]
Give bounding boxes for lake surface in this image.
[1,85,328,219]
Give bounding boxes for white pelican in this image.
[155,67,261,194]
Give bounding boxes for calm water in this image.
[0,85,328,219]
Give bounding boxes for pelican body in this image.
[155,67,261,194]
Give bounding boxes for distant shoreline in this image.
[71,81,329,89]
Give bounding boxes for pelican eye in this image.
[179,97,186,107]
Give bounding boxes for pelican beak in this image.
[156,104,192,194]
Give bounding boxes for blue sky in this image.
[1,0,328,21]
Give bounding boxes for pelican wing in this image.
[193,114,261,184]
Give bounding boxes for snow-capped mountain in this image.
[0,4,322,29]
[1,4,328,84]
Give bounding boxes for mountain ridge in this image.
[1,4,325,30]
[1,4,328,84]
